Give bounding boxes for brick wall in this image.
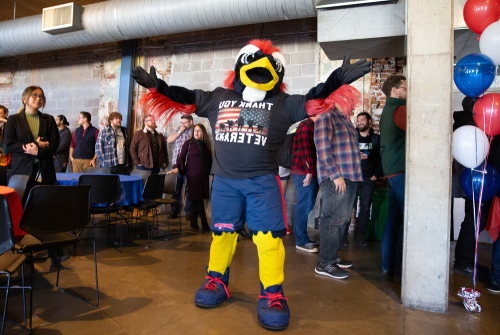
[0,43,120,132]
[370,57,405,132]
[319,52,406,133]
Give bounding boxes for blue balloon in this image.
[454,53,496,97]
[461,163,500,202]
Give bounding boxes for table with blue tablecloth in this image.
[55,173,144,206]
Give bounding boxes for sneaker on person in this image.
[355,236,369,247]
[336,257,353,269]
[315,261,349,279]
[487,279,500,293]
[452,263,490,280]
[308,239,319,246]
[296,243,318,253]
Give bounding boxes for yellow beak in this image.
[239,57,279,91]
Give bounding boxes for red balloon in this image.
[464,0,500,35]
[473,93,500,136]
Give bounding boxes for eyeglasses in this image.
[181,121,190,125]
[398,86,407,90]
[194,129,202,133]
[30,93,46,101]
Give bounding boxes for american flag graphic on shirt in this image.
[216,107,271,136]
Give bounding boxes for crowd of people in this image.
[0,74,497,291]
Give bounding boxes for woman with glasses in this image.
[4,85,60,198]
[168,124,212,231]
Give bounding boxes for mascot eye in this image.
[274,59,283,72]
[241,53,256,65]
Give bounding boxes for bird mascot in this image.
[132,39,370,331]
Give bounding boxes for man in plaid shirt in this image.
[291,116,320,252]
[166,115,194,219]
[313,108,362,279]
[95,112,130,174]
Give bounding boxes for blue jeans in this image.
[345,178,377,239]
[492,233,500,283]
[171,172,192,215]
[136,164,160,175]
[318,178,357,265]
[381,172,405,273]
[291,174,319,246]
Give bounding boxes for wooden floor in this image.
[2,214,498,334]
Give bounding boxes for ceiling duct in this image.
[0,0,316,57]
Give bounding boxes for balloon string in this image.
[474,163,486,293]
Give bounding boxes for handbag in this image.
[177,141,191,176]
[184,140,191,167]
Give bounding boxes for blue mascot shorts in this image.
[211,174,287,233]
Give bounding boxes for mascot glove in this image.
[132,66,158,89]
[340,55,371,85]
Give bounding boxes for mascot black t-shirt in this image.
[195,87,307,179]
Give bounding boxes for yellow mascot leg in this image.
[207,232,239,274]
[253,231,285,289]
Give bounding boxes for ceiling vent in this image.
[42,3,83,35]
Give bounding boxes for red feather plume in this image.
[138,89,196,130]
[248,39,281,55]
[223,70,235,90]
[305,85,361,118]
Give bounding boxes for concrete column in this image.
[403,1,453,313]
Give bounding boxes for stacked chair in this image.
[14,185,99,308]
[0,195,33,335]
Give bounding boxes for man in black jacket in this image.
[344,112,382,247]
[54,115,71,172]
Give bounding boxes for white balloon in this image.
[453,126,490,168]
[480,21,500,65]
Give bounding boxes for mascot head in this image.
[224,40,287,102]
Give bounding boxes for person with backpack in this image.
[291,116,320,252]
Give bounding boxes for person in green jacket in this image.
[379,75,407,283]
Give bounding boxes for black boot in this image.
[343,230,349,247]
[201,214,210,232]
[191,213,199,230]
